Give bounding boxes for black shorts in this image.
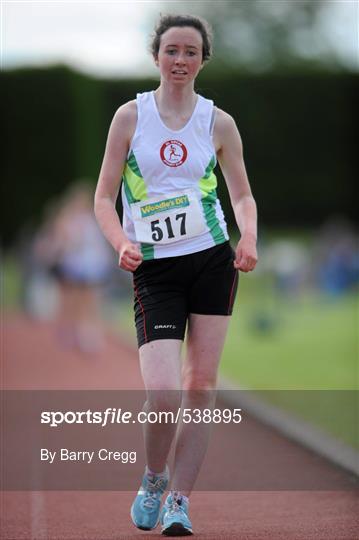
[132,241,239,348]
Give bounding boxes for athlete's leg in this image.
[170,314,231,495]
[139,339,183,473]
[131,339,182,530]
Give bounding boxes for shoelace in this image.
[168,500,181,515]
[142,477,167,510]
[167,496,186,516]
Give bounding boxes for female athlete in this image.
[95,14,257,536]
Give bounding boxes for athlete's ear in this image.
[153,55,159,67]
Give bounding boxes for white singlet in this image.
[121,91,229,260]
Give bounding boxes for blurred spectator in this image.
[313,217,359,296]
[32,181,114,353]
[263,240,310,296]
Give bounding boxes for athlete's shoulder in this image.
[109,100,138,143]
[113,100,137,125]
[213,109,241,153]
[214,108,237,133]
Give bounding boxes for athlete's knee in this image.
[145,390,182,415]
[182,364,217,392]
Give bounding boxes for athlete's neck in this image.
[154,83,197,118]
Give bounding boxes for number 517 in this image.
[151,213,186,242]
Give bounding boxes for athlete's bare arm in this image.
[213,109,258,272]
[95,101,143,272]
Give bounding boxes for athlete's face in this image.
[155,26,203,84]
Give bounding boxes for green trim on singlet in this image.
[122,152,153,259]
[140,243,154,260]
[201,189,226,245]
[127,150,143,178]
[122,174,138,204]
[123,151,147,203]
[199,155,218,198]
[199,156,226,244]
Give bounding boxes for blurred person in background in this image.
[313,217,359,296]
[95,14,257,536]
[34,182,113,354]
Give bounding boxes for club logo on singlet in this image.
[160,140,188,167]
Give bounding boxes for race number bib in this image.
[130,190,206,245]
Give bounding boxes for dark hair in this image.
[151,14,213,62]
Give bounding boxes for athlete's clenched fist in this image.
[234,234,258,273]
[118,241,143,272]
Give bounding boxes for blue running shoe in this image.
[131,466,169,530]
[161,492,193,536]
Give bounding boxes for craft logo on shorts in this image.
[160,140,188,167]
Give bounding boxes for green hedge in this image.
[1,66,357,247]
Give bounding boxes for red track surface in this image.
[2,315,358,539]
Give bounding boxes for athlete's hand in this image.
[118,241,143,272]
[234,235,258,272]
